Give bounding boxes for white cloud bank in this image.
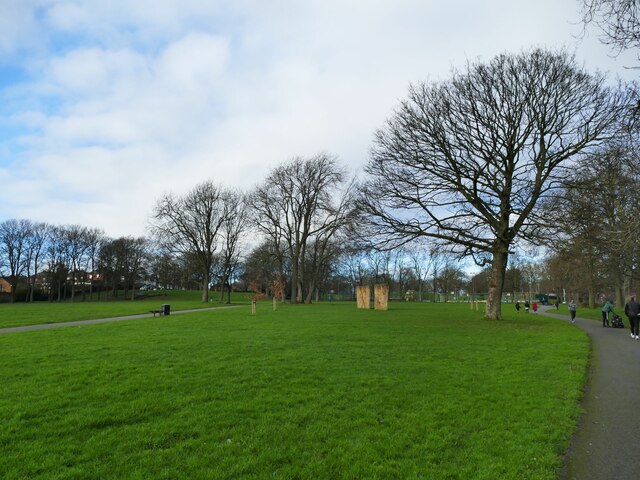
[0,0,637,237]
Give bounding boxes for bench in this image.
[150,310,163,317]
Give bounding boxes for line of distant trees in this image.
[0,154,354,304]
[0,212,558,305]
[3,141,639,307]
[0,220,150,303]
[3,42,640,318]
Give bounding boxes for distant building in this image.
[0,278,12,293]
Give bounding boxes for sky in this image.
[0,0,637,238]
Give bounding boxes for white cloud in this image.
[0,0,43,54]
[0,0,637,237]
[156,33,229,92]
[46,47,150,97]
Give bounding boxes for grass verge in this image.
[0,302,588,479]
[0,290,253,329]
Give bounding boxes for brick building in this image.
[0,278,12,293]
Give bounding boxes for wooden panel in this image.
[374,284,389,311]
[356,285,370,309]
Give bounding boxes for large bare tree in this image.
[152,181,228,302]
[216,190,248,304]
[83,228,105,300]
[98,236,149,300]
[250,154,352,303]
[23,222,49,302]
[546,139,640,306]
[359,49,626,320]
[0,219,32,302]
[63,225,90,302]
[45,225,70,301]
[580,0,640,56]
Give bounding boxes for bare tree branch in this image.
[359,48,627,319]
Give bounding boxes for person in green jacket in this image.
[602,299,615,327]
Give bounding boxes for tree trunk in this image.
[219,277,227,303]
[71,270,75,302]
[305,279,316,304]
[433,278,437,302]
[290,256,299,304]
[486,249,509,320]
[202,283,209,302]
[9,278,18,303]
[615,283,624,311]
[297,278,304,303]
[588,282,596,309]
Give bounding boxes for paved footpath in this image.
[0,305,241,335]
[539,307,640,479]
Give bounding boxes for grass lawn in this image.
[552,303,625,323]
[0,302,588,479]
[0,290,253,329]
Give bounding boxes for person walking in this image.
[602,299,614,327]
[624,295,640,339]
[569,299,577,323]
[524,300,530,313]
[554,300,560,310]
[532,302,538,313]
[515,301,521,314]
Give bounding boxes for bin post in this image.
[162,304,170,316]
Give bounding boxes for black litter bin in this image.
[162,304,170,316]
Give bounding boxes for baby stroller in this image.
[611,314,625,328]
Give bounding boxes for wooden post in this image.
[273,296,277,311]
[251,300,256,315]
[374,284,389,311]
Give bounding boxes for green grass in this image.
[551,303,622,323]
[0,303,588,479]
[0,290,254,329]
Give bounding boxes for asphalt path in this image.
[0,305,242,335]
[539,306,640,479]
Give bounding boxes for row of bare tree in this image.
[0,153,355,304]
[150,153,355,304]
[543,137,640,308]
[3,39,640,318]
[0,221,147,302]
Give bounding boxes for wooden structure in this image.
[374,284,389,311]
[356,285,370,309]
